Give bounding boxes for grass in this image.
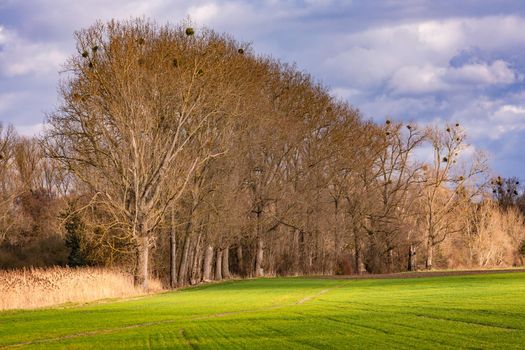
[0,267,163,310]
[1,272,524,349]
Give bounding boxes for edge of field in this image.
[2,268,525,313]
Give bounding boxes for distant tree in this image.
[491,176,521,209]
[0,124,17,244]
[420,123,487,270]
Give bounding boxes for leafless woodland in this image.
[0,19,524,289]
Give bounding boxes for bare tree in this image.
[0,124,17,244]
[421,124,487,269]
[44,19,250,288]
[367,121,426,272]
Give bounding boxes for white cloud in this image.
[449,96,525,142]
[16,123,44,137]
[388,65,447,95]
[491,104,525,127]
[416,20,466,52]
[387,60,519,95]
[499,104,525,114]
[0,26,7,44]
[322,16,525,91]
[330,87,362,100]
[0,26,66,77]
[188,3,220,23]
[447,60,518,85]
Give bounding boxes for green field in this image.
[1,273,525,349]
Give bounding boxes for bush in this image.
[64,210,90,267]
[520,240,525,256]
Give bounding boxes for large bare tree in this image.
[44,19,250,288]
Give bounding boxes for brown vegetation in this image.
[0,267,162,310]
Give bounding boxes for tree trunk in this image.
[170,227,177,288]
[255,237,264,277]
[354,233,365,275]
[407,244,417,271]
[426,241,433,270]
[236,245,244,276]
[293,229,304,275]
[196,247,204,282]
[187,241,195,283]
[215,248,223,280]
[178,234,192,286]
[222,246,231,279]
[190,233,202,285]
[298,230,305,274]
[333,199,339,273]
[134,235,149,289]
[387,247,394,272]
[202,245,214,282]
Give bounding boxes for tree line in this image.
[1,19,524,288]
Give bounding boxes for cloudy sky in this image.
[1,0,525,176]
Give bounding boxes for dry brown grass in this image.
[0,266,163,311]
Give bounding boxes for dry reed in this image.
[0,266,163,311]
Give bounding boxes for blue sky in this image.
[1,0,525,177]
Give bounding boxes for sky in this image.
[1,0,525,177]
